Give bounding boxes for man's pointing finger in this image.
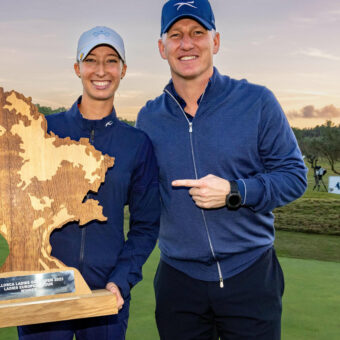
[172,179,202,187]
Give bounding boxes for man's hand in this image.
[106,282,124,311]
[172,174,230,209]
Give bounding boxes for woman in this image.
[18,26,160,340]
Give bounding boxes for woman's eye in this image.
[107,58,118,63]
[84,58,95,63]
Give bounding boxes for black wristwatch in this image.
[225,180,242,210]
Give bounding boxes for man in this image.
[136,1,307,339]
[18,26,160,340]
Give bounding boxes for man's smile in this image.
[179,55,198,61]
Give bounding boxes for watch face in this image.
[229,193,241,207]
[226,181,242,210]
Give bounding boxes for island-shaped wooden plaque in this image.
[0,88,116,327]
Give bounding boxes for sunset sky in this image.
[1,0,339,128]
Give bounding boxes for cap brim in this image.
[162,15,214,35]
[78,38,125,63]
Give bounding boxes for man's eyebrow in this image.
[169,25,205,32]
[191,25,206,30]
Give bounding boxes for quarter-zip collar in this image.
[163,67,230,116]
[164,78,210,113]
[69,96,118,132]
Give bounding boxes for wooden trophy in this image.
[0,88,117,327]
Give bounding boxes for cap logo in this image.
[174,1,197,10]
[93,29,110,37]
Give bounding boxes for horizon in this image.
[1,0,339,128]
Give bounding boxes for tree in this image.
[293,121,340,174]
[119,118,135,126]
[316,121,340,174]
[35,104,67,116]
[298,137,319,169]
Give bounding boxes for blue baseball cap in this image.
[76,26,126,64]
[161,0,216,36]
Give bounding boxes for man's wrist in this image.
[235,179,246,205]
[225,180,242,210]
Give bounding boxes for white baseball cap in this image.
[76,26,126,63]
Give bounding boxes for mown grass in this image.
[274,198,340,235]
[275,230,340,262]
[274,160,340,234]
[280,257,340,340]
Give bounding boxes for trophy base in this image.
[0,268,117,328]
[0,288,117,327]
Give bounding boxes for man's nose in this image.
[180,35,194,50]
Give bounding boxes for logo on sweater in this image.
[174,1,197,10]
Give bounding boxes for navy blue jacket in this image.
[136,68,307,283]
[46,98,160,314]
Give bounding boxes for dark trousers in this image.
[18,314,128,340]
[154,248,284,340]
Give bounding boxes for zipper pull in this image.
[219,277,224,288]
[90,129,95,144]
[189,122,193,133]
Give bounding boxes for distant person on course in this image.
[18,26,160,340]
[136,1,308,339]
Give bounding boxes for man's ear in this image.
[213,32,220,55]
[74,63,81,78]
[158,39,168,60]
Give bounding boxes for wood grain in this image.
[0,88,118,325]
[0,289,117,327]
[0,88,114,272]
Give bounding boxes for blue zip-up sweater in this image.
[46,98,160,316]
[136,68,307,282]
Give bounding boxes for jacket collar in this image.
[163,67,225,108]
[68,96,118,131]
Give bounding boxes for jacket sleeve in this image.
[108,135,160,298]
[238,89,308,213]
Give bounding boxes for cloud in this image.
[291,9,340,25]
[296,48,340,61]
[324,9,340,21]
[281,89,329,97]
[287,105,340,119]
[251,35,276,46]
[0,48,17,54]
[291,16,316,24]
[115,90,144,98]
[327,9,340,15]
[125,71,169,79]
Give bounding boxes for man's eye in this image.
[194,30,204,36]
[107,58,118,63]
[169,33,180,38]
[84,58,95,63]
